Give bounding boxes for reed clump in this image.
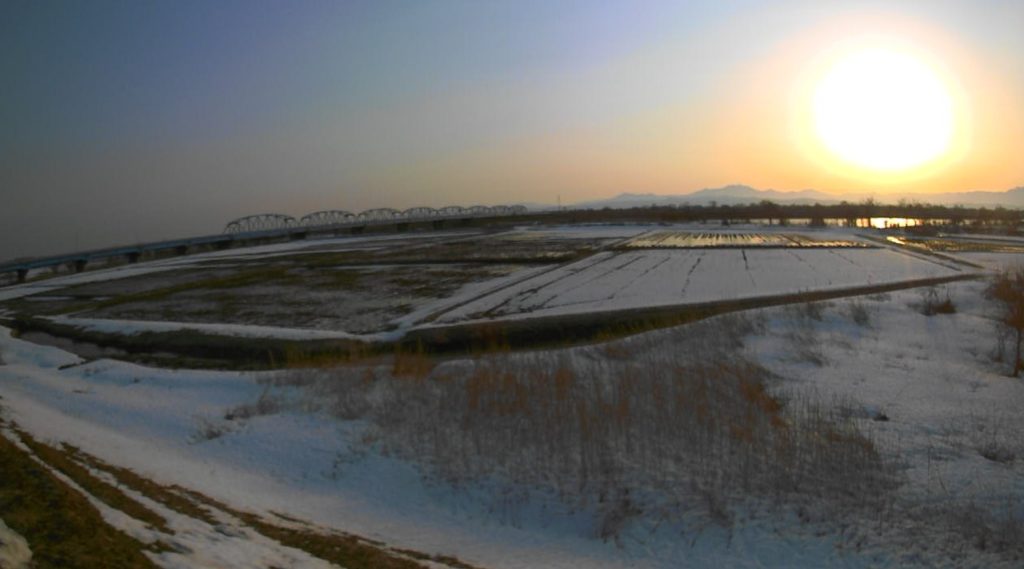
[282,314,895,535]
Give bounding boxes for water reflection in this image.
[855,217,940,229]
[732,217,949,229]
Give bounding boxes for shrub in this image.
[224,386,282,421]
[847,301,871,327]
[190,416,231,442]
[968,414,1020,465]
[978,443,1016,464]
[988,269,1024,376]
[783,305,827,365]
[904,498,1024,561]
[800,301,826,321]
[920,286,956,316]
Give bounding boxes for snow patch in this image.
[0,518,31,569]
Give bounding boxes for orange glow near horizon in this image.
[694,13,1022,197]
[295,10,1020,204]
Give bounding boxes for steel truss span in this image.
[299,210,356,227]
[223,213,298,234]
[224,204,527,233]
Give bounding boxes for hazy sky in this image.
[2,0,1022,260]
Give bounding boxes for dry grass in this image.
[896,497,1024,564]
[261,305,1024,565]
[0,427,158,568]
[69,446,220,527]
[847,300,872,327]
[170,488,472,569]
[3,422,473,569]
[277,315,896,537]
[919,286,957,316]
[12,428,170,533]
[781,304,829,365]
[224,385,283,422]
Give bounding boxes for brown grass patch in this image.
[0,427,157,568]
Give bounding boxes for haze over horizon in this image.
[2,0,1022,261]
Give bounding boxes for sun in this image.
[812,47,954,172]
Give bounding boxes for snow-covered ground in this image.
[43,262,556,340]
[0,518,31,569]
[0,328,879,568]
[2,224,1021,567]
[0,264,189,302]
[507,224,653,240]
[756,282,1024,489]
[2,275,1022,568]
[4,225,981,339]
[437,246,966,323]
[957,251,1024,271]
[45,315,385,341]
[748,282,1024,566]
[0,328,675,568]
[0,230,487,303]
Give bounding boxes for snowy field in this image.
[1,277,1022,568]
[623,230,866,248]
[955,252,1024,271]
[4,226,649,337]
[4,225,981,345]
[0,225,979,345]
[0,225,1022,567]
[437,246,966,323]
[0,231,476,303]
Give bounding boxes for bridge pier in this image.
[431,220,445,230]
[174,245,189,256]
[125,251,141,264]
[289,231,308,241]
[351,226,365,235]
[16,269,28,284]
[73,259,88,273]
[396,222,410,233]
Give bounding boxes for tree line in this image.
[528,200,1024,230]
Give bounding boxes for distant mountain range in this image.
[554,185,1024,210]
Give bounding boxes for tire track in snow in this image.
[825,249,867,285]
[476,252,614,317]
[680,251,704,296]
[509,252,673,313]
[827,249,861,267]
[784,249,827,285]
[606,252,672,301]
[534,253,646,309]
[741,249,757,288]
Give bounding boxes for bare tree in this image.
[988,268,1024,376]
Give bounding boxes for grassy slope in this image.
[0,430,157,568]
[0,419,478,569]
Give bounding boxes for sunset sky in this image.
[2,0,1022,260]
